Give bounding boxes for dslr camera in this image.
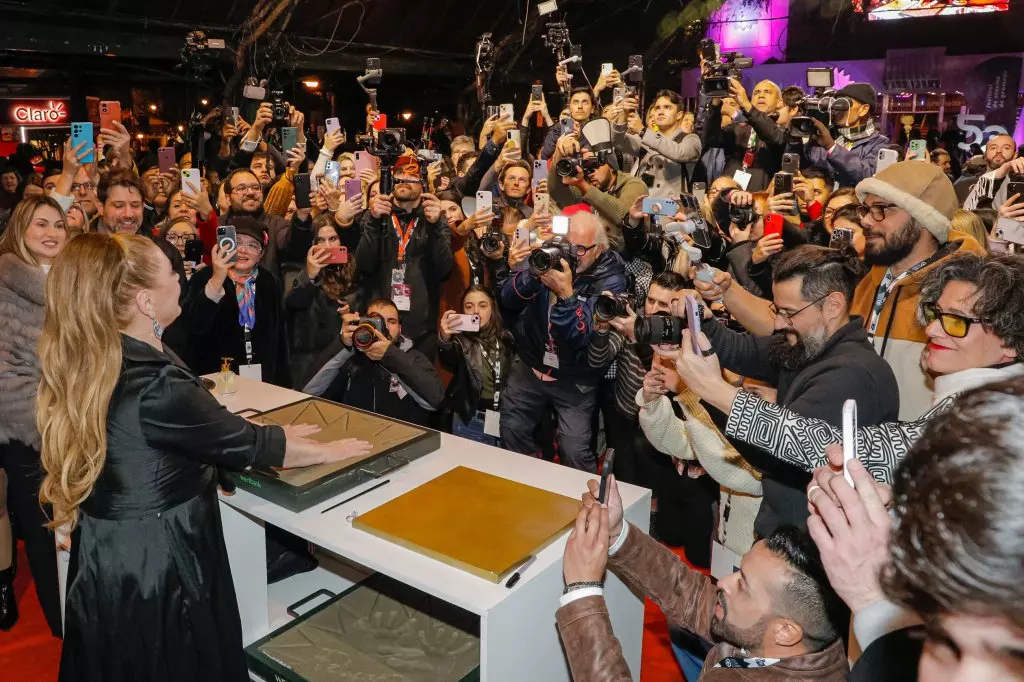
[358,127,407,195]
[698,39,752,98]
[479,228,505,258]
[728,203,758,227]
[352,314,389,352]
[595,293,630,322]
[529,235,578,276]
[791,93,850,137]
[555,152,605,178]
[269,90,289,124]
[634,312,685,346]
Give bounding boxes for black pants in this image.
[1,439,62,637]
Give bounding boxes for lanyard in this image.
[868,244,951,334]
[480,340,503,411]
[243,326,254,365]
[741,129,758,170]
[391,215,418,263]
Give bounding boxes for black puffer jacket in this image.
[438,331,514,423]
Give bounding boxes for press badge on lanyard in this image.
[732,129,757,191]
[239,327,263,380]
[391,215,416,311]
[482,345,502,437]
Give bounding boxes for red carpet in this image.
[0,541,61,682]
[0,541,693,682]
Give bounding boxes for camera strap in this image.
[391,214,419,264]
[480,341,503,412]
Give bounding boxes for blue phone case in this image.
[71,122,95,164]
[642,197,678,217]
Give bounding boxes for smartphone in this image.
[181,168,201,195]
[341,179,360,202]
[325,117,341,135]
[612,87,627,103]
[531,84,543,101]
[552,215,569,235]
[763,213,784,240]
[99,101,121,132]
[513,225,531,249]
[157,147,176,174]
[508,129,522,148]
[560,116,575,137]
[532,159,548,188]
[876,148,899,174]
[1006,179,1024,199]
[354,151,377,174]
[781,153,800,176]
[451,314,481,332]
[217,225,238,263]
[229,106,240,126]
[534,191,549,215]
[475,190,493,216]
[684,295,702,356]
[499,103,515,120]
[326,246,349,265]
[842,399,858,488]
[325,160,341,187]
[830,226,854,252]
[372,113,387,131]
[282,127,299,153]
[601,62,614,76]
[598,449,616,504]
[692,181,707,204]
[642,197,678,216]
[773,171,794,196]
[994,216,1024,245]
[908,139,928,161]
[310,174,320,194]
[294,173,312,209]
[184,238,204,264]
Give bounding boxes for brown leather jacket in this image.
[555,524,850,681]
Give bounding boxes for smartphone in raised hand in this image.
[599,449,616,504]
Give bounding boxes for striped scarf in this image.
[228,267,259,330]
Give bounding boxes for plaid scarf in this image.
[228,267,259,330]
[835,120,877,149]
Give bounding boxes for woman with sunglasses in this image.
[673,252,1024,484]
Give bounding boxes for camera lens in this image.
[353,324,376,350]
[594,294,628,323]
[555,158,578,177]
[528,247,558,274]
[480,232,503,256]
[634,313,684,346]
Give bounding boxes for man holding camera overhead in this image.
[803,83,889,186]
[302,298,444,428]
[498,209,627,472]
[355,153,453,361]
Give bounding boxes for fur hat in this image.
[856,160,957,244]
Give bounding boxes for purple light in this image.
[707,0,790,65]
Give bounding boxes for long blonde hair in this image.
[0,195,67,267]
[36,233,164,530]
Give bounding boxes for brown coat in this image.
[555,525,850,681]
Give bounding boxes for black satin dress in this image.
[59,335,286,682]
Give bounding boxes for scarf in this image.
[228,267,259,330]
[836,120,877,148]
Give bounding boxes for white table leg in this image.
[221,500,269,645]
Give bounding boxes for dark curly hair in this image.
[883,377,1024,630]
[917,252,1024,359]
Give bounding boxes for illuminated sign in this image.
[1,98,71,127]
[856,0,1009,21]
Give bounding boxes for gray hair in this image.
[917,252,1024,359]
[569,211,609,249]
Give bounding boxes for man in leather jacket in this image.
[556,477,849,680]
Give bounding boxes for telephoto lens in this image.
[594,293,629,322]
[633,313,684,346]
[480,230,504,257]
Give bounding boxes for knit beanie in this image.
[855,160,957,244]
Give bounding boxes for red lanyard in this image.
[391,215,418,263]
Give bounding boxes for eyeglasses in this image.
[857,203,899,221]
[769,294,828,324]
[165,233,195,244]
[236,240,263,254]
[71,182,94,192]
[575,243,598,257]
[921,302,984,338]
[231,184,262,195]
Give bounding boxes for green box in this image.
[245,574,481,682]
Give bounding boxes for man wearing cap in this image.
[356,154,453,361]
[852,160,985,419]
[804,83,889,186]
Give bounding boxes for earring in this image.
[146,300,163,339]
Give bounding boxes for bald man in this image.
[961,134,1021,210]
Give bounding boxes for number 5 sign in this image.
[957,113,1009,153]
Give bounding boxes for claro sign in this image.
[1,98,71,127]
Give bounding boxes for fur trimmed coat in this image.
[0,252,46,448]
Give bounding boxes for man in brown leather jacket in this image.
[556,477,850,680]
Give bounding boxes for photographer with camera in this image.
[303,298,444,428]
[540,88,598,160]
[498,210,627,472]
[803,83,889,186]
[611,89,702,198]
[355,153,453,361]
[549,130,647,245]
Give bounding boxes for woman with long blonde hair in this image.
[0,195,67,636]
[39,233,371,681]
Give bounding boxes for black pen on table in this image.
[320,479,391,514]
[505,555,537,588]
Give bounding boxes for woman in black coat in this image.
[36,233,371,681]
[438,286,513,446]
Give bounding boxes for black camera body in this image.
[529,236,578,276]
[595,293,630,322]
[555,153,605,178]
[634,313,684,346]
[480,229,505,257]
[360,127,407,195]
[698,39,752,98]
[269,90,289,124]
[353,315,390,352]
[728,204,757,227]
[791,94,851,136]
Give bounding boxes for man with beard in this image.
[961,134,1024,210]
[697,245,899,534]
[219,168,314,276]
[804,83,890,186]
[555,477,849,681]
[703,79,786,192]
[355,154,452,361]
[95,169,149,236]
[852,160,984,419]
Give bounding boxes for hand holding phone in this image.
[642,197,679,217]
[475,191,493,217]
[217,225,238,264]
[684,295,703,356]
[326,246,348,265]
[451,314,481,332]
[598,449,616,504]
[157,147,176,174]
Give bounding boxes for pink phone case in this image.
[354,152,378,174]
[158,147,176,173]
[344,179,362,201]
[685,295,702,355]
